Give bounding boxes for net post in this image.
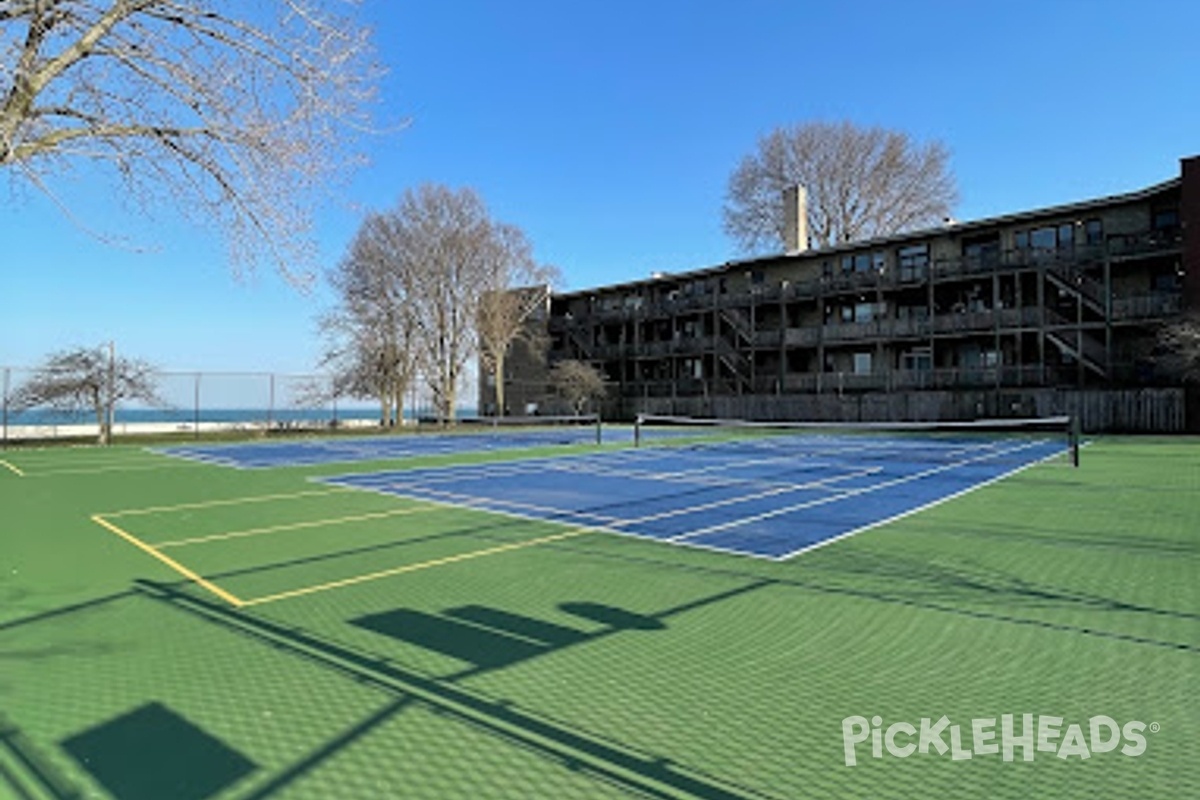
[1069,415,1081,468]
[594,414,602,446]
[634,414,643,447]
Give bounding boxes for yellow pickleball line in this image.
[103,487,359,518]
[91,514,245,608]
[155,505,441,548]
[241,527,595,607]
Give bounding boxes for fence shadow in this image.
[135,578,777,800]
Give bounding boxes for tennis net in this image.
[457,413,604,445]
[633,414,1080,467]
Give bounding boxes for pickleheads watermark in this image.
[841,714,1159,766]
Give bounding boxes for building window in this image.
[1017,223,1077,254]
[853,352,873,375]
[1153,208,1180,230]
[839,251,885,274]
[1085,219,1104,245]
[854,302,874,323]
[1154,272,1181,291]
[901,349,932,372]
[897,244,929,281]
[963,236,1000,268]
[1029,226,1057,250]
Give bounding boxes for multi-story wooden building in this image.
[489,157,1199,430]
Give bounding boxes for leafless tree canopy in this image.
[723,121,958,254]
[1157,312,1200,382]
[477,236,559,416]
[319,211,417,425]
[0,1,380,281]
[323,184,550,423]
[548,359,606,415]
[10,344,164,443]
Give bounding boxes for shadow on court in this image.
[60,702,257,800]
[130,578,778,800]
[350,601,666,677]
[531,535,1200,654]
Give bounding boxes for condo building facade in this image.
[482,157,1199,431]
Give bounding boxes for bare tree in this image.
[723,120,958,254]
[548,360,606,415]
[1158,312,1200,382]
[0,1,380,281]
[320,211,417,426]
[10,344,164,444]
[368,184,547,424]
[477,233,559,416]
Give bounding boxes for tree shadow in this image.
[350,599,673,678]
[135,579,777,800]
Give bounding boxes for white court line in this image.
[155,505,440,548]
[542,459,830,491]
[394,434,1014,493]
[311,475,783,563]
[356,444,839,490]
[346,452,810,494]
[772,442,1070,561]
[666,439,1048,543]
[152,448,250,470]
[316,436,1060,562]
[612,467,881,527]
[387,484,626,525]
[103,487,359,518]
[341,459,554,487]
[377,462,877,532]
[26,461,209,477]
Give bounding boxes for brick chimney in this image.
[783,185,808,254]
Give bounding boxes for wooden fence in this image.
[616,388,1188,433]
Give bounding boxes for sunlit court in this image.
[3,420,1195,800]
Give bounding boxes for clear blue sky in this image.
[2,0,1198,375]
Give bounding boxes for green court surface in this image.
[1,438,1197,799]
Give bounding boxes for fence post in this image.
[330,375,339,428]
[193,372,201,440]
[1070,415,1081,468]
[2,367,9,450]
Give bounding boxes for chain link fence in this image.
[0,367,443,444]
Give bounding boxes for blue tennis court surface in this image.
[154,425,619,468]
[318,434,1068,560]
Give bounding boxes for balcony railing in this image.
[783,327,820,347]
[1111,292,1183,319]
[571,229,1184,327]
[616,361,1143,399]
[1109,229,1183,259]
